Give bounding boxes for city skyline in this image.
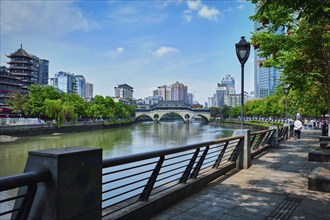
[1,0,255,104]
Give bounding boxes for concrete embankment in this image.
[0,122,134,138]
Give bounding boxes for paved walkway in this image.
[151,130,330,220]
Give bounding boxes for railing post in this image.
[269,126,279,148]
[233,130,251,169]
[286,123,291,139]
[13,147,102,220]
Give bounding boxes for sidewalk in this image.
[151,130,330,220]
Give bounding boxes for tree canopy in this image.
[250,0,330,119]
[8,85,135,126]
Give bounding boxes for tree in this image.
[25,85,62,118]
[63,93,89,118]
[7,92,29,116]
[250,0,330,134]
[220,105,230,119]
[44,99,62,121]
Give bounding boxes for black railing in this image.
[250,129,275,158]
[0,128,280,219]
[101,135,244,218]
[0,169,51,220]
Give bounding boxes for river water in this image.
[0,121,234,177]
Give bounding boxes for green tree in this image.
[25,85,62,117]
[7,92,29,116]
[250,0,330,128]
[220,105,230,119]
[63,93,89,118]
[209,107,221,118]
[44,99,62,121]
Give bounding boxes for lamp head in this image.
[235,36,251,65]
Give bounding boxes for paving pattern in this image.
[151,130,330,220]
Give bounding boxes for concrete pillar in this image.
[14,147,102,220]
[233,129,251,169]
[269,126,279,148]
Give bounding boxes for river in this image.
[0,121,234,177]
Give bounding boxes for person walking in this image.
[294,117,303,139]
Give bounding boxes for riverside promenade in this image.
[152,129,330,220]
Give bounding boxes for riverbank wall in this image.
[211,121,268,131]
[0,122,135,137]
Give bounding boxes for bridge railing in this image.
[0,169,51,219]
[101,135,244,219]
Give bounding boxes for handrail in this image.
[250,129,275,157]
[102,136,244,167]
[101,135,244,218]
[0,169,51,220]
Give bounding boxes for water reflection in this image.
[0,121,233,177]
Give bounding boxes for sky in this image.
[0,0,255,104]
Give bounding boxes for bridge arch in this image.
[190,114,209,123]
[135,114,154,121]
[135,108,210,124]
[157,111,187,123]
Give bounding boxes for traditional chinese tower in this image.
[7,44,38,87]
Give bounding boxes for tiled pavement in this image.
[151,130,330,220]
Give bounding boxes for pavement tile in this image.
[151,130,330,220]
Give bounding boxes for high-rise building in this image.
[215,83,228,108]
[7,46,38,87]
[86,82,93,100]
[187,93,193,105]
[221,74,235,94]
[208,96,216,108]
[53,71,76,94]
[115,84,134,100]
[75,75,86,99]
[254,23,282,98]
[157,85,171,101]
[38,59,49,85]
[171,81,188,103]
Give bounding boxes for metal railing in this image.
[250,129,276,158]
[0,169,51,220]
[0,128,280,219]
[101,135,244,218]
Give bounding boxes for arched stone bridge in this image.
[135,108,211,123]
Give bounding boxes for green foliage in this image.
[7,85,135,127]
[250,0,330,118]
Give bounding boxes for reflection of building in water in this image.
[153,122,191,147]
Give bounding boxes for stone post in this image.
[13,147,102,220]
[233,129,251,169]
[269,126,279,148]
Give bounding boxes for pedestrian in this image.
[294,116,303,139]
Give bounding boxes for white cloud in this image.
[237,4,245,10]
[224,7,233,13]
[153,46,179,57]
[116,47,124,53]
[183,10,193,22]
[104,47,125,58]
[1,1,99,36]
[198,5,220,21]
[183,0,220,22]
[187,0,202,11]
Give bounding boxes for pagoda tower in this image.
[7,45,38,87]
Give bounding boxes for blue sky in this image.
[0,0,255,104]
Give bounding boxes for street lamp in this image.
[283,83,290,122]
[235,36,251,129]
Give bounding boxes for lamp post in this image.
[283,83,290,123]
[235,36,251,130]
